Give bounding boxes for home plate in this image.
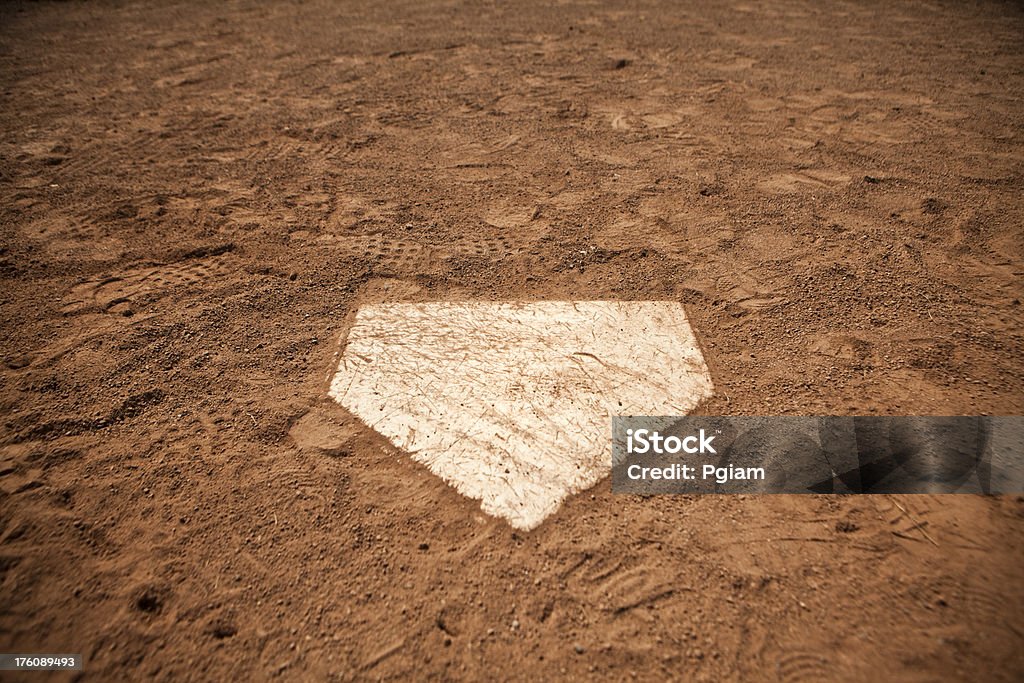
[329,301,713,530]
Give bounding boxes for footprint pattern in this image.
[314,233,526,270]
[757,170,852,194]
[61,256,232,315]
[773,649,832,683]
[908,572,1020,635]
[22,215,124,263]
[715,271,786,310]
[562,553,678,616]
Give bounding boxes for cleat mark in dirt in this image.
[314,232,528,270]
[61,255,232,316]
[774,649,832,683]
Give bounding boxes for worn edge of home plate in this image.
[328,301,714,530]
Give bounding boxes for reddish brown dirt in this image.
[2,0,1023,680]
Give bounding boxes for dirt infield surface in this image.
[1,0,1023,680]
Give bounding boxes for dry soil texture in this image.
[1,0,1023,680]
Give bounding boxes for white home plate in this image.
[329,301,713,530]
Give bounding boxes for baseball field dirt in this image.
[1,0,1022,680]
